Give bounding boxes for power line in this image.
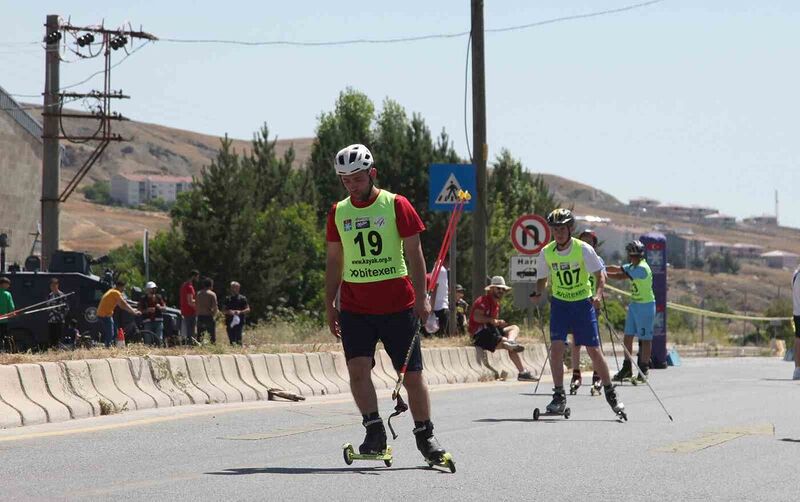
[160,0,665,47]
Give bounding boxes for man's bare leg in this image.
[402,370,431,421]
[347,357,378,414]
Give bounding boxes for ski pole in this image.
[532,305,551,395]
[602,296,674,422]
[0,291,76,321]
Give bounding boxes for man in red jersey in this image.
[325,143,448,463]
[179,269,199,343]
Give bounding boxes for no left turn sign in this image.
[510,214,550,255]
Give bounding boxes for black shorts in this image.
[472,326,503,352]
[339,309,423,372]
[795,316,800,338]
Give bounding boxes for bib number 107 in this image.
[354,231,383,257]
[555,268,580,286]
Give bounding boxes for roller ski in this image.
[589,372,603,396]
[342,415,393,467]
[604,384,627,421]
[612,360,637,385]
[633,362,649,384]
[414,420,455,473]
[533,386,571,420]
[569,370,582,395]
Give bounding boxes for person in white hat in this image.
[468,275,538,381]
[137,281,165,346]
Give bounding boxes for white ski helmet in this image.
[334,144,374,176]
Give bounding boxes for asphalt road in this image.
[0,357,797,501]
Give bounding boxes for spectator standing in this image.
[429,255,450,336]
[223,281,249,345]
[138,281,166,346]
[0,277,14,344]
[180,270,199,343]
[196,278,219,344]
[46,278,70,349]
[97,279,139,348]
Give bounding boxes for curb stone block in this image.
[85,359,134,412]
[0,365,47,425]
[107,359,157,410]
[291,353,326,396]
[181,355,225,404]
[233,355,269,400]
[38,362,93,419]
[215,355,255,402]
[126,357,174,407]
[277,354,314,396]
[305,353,341,395]
[16,364,70,423]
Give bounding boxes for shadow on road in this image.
[206,466,426,476]
[760,378,797,382]
[779,438,800,443]
[474,418,621,424]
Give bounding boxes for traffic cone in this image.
[116,327,125,348]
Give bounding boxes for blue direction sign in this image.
[428,163,476,212]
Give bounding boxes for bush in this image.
[81,180,113,205]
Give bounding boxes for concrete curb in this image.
[0,365,47,425]
[107,358,157,411]
[251,354,292,394]
[318,352,350,394]
[62,360,104,415]
[180,355,224,404]
[217,355,258,402]
[126,357,174,408]
[277,353,314,396]
[233,355,269,400]
[149,356,196,406]
[16,363,71,423]
[85,359,134,412]
[38,362,93,420]
[4,344,561,428]
[306,353,341,395]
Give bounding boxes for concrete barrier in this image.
[39,362,93,419]
[305,353,341,395]
[233,355,269,400]
[318,352,350,393]
[290,354,326,396]
[216,355,256,402]
[151,356,197,406]
[420,348,446,385]
[16,364,71,424]
[430,349,457,384]
[376,350,400,386]
[180,355,225,404]
[85,359,134,412]
[107,359,157,410]
[277,354,314,396]
[200,355,243,402]
[443,348,471,383]
[451,347,481,383]
[263,354,303,394]
[463,346,494,380]
[63,360,105,415]
[127,357,174,407]
[331,352,351,386]
[0,397,21,428]
[0,365,47,425]
[250,354,291,393]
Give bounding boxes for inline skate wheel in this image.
[533,408,540,421]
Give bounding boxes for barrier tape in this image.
[604,284,792,322]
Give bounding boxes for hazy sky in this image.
[2,1,798,227]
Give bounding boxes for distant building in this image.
[760,250,799,270]
[704,213,737,227]
[111,172,192,206]
[731,243,765,259]
[665,232,705,268]
[742,215,778,227]
[654,204,718,221]
[591,224,651,262]
[629,197,660,211]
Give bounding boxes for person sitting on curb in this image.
[469,275,538,381]
[138,281,166,346]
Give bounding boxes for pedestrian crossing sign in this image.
[428,163,476,212]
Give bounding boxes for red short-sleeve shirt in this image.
[468,294,499,335]
[179,281,196,316]
[326,190,425,315]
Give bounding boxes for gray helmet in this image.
[626,240,645,256]
[546,208,575,228]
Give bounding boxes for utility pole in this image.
[42,14,61,269]
[39,16,156,269]
[471,0,488,299]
